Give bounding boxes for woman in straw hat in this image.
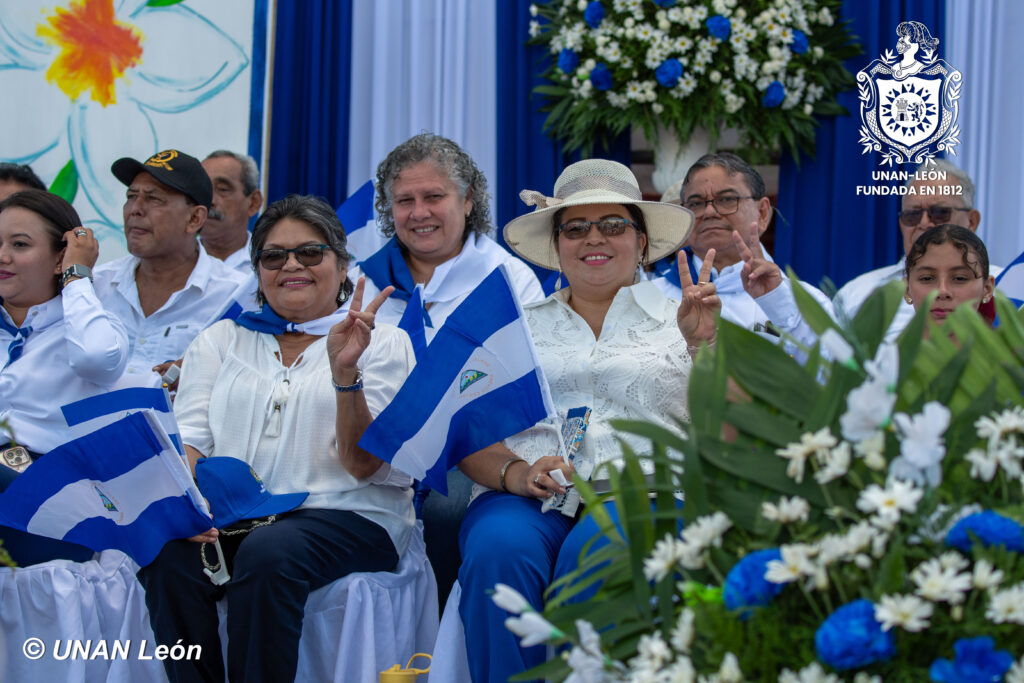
[454,158,720,682]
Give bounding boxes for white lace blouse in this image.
[473,280,691,499]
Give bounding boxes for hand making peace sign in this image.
[676,247,721,345]
[733,220,783,298]
[326,277,395,378]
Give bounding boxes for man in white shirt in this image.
[200,150,263,273]
[94,149,249,388]
[654,152,833,349]
[834,160,990,338]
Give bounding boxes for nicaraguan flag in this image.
[397,284,428,360]
[0,411,212,566]
[62,386,183,454]
[337,179,387,264]
[358,264,555,494]
[995,250,1024,307]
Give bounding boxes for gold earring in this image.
[982,294,992,303]
[904,294,913,304]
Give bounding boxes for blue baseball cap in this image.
[194,457,308,529]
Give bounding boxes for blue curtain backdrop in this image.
[265,0,353,206]
[774,0,945,291]
[496,0,630,281]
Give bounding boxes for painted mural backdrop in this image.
[0,0,265,260]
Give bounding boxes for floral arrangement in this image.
[491,281,1024,681]
[527,0,861,158]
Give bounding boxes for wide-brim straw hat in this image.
[503,159,694,271]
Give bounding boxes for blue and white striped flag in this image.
[358,264,555,494]
[0,411,212,566]
[62,387,183,454]
[995,250,1024,307]
[337,179,387,264]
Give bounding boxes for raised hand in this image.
[676,247,721,345]
[61,226,99,271]
[733,220,782,298]
[326,277,394,379]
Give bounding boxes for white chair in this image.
[0,522,438,683]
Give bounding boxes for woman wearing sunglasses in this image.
[138,195,417,683]
[452,159,719,682]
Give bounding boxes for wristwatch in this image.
[61,264,93,287]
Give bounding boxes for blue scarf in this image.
[232,305,346,336]
[0,315,32,367]
[359,237,417,303]
[653,247,705,289]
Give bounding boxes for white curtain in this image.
[946,0,1024,263]
[347,0,497,200]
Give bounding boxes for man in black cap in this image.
[93,149,249,389]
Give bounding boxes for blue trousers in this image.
[458,492,620,683]
[137,508,398,683]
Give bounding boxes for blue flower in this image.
[791,29,809,54]
[583,1,604,29]
[558,49,579,74]
[655,58,683,88]
[946,511,1024,553]
[706,15,731,41]
[590,63,613,91]
[762,80,786,108]
[930,637,1015,683]
[815,599,896,671]
[724,549,784,616]
[652,0,676,6]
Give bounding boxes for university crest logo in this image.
[857,21,961,166]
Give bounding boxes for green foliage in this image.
[48,160,78,204]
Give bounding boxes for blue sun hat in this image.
[194,457,308,529]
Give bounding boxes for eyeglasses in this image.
[898,206,971,226]
[557,217,637,240]
[255,244,330,269]
[682,195,755,217]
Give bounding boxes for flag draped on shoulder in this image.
[995,250,1024,307]
[336,179,386,264]
[397,285,428,360]
[358,264,555,494]
[0,411,212,566]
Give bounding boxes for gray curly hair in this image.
[374,133,493,239]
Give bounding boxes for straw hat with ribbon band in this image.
[503,159,695,271]
[194,457,308,529]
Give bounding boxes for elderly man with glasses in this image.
[652,152,833,350]
[834,159,997,339]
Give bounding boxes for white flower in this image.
[820,329,854,366]
[856,480,923,521]
[993,440,1024,479]
[874,593,934,632]
[854,431,888,470]
[891,402,950,487]
[766,544,815,583]
[665,657,696,683]
[505,612,560,648]
[577,0,588,10]
[986,583,1024,624]
[865,342,899,386]
[709,70,722,83]
[814,442,851,484]
[761,495,810,524]
[776,428,836,483]
[529,4,539,17]
[491,583,533,614]
[911,558,973,604]
[965,448,999,481]
[818,7,834,26]
[670,608,695,654]
[651,102,664,114]
[644,534,683,582]
[840,377,896,443]
[973,559,1005,591]
[938,551,969,572]
[0,0,248,238]
[529,20,542,37]
[630,632,672,671]
[853,674,883,683]
[565,620,609,683]
[975,407,1024,448]
[812,45,825,59]
[779,662,840,682]
[1007,657,1024,683]
[681,511,732,551]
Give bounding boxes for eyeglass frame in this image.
[897,205,971,226]
[681,195,757,217]
[255,243,330,270]
[556,217,638,240]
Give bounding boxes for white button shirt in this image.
[174,320,417,555]
[652,250,834,349]
[220,234,253,274]
[93,244,250,387]
[0,279,129,453]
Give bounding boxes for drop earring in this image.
[904,293,913,304]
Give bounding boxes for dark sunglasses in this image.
[255,244,329,270]
[557,217,637,240]
[898,206,970,226]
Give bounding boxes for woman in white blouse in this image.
[137,195,416,683]
[455,160,720,683]
[0,189,128,564]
